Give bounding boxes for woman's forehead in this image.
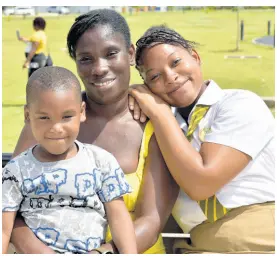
[80,25,125,45]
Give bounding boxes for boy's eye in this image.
[39,116,49,120]
[63,115,73,119]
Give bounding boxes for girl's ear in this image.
[24,104,30,123]
[129,44,135,66]
[80,101,86,123]
[191,49,201,65]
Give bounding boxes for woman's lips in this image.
[92,78,116,88]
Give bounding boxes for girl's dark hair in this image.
[33,17,46,30]
[135,25,197,68]
[67,8,131,59]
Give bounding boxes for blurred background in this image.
[2,6,275,152]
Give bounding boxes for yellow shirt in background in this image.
[29,30,47,54]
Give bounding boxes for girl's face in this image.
[75,25,135,105]
[139,43,204,107]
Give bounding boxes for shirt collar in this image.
[172,80,224,116]
[196,79,225,106]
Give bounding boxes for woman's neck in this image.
[84,91,129,120]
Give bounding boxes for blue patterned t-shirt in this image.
[2,140,131,253]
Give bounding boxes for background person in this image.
[17,17,52,77]
[129,25,275,253]
[10,10,179,254]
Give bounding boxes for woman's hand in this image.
[128,84,170,119]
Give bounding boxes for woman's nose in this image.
[92,58,109,77]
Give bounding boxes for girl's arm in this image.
[2,212,17,254]
[129,85,271,200]
[105,198,137,254]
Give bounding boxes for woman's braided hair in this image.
[135,25,197,70]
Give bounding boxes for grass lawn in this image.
[2,9,275,152]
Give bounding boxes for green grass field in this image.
[2,9,275,152]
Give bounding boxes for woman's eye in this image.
[63,115,73,119]
[172,58,181,67]
[107,51,118,58]
[79,57,92,63]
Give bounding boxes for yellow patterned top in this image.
[105,121,165,254]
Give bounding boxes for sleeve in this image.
[204,90,274,159]
[97,153,132,203]
[2,161,24,212]
[29,32,40,43]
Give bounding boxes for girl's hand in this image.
[128,84,170,119]
[128,94,148,123]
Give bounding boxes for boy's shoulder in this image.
[6,148,32,167]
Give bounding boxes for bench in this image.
[2,153,188,254]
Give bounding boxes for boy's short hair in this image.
[26,66,82,105]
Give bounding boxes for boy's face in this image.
[25,88,86,157]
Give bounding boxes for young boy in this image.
[2,66,137,254]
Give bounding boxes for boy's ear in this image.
[24,104,30,123]
[80,101,86,123]
[129,43,135,66]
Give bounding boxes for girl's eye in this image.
[39,116,49,120]
[172,58,181,67]
[150,74,160,81]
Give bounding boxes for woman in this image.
[129,25,275,253]
[17,17,52,77]
[10,11,178,254]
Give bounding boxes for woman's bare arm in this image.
[132,134,179,252]
[13,123,36,158]
[93,135,179,253]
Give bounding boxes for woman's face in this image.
[75,25,135,105]
[139,43,203,107]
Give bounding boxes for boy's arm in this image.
[2,212,17,254]
[11,216,56,254]
[104,198,137,254]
